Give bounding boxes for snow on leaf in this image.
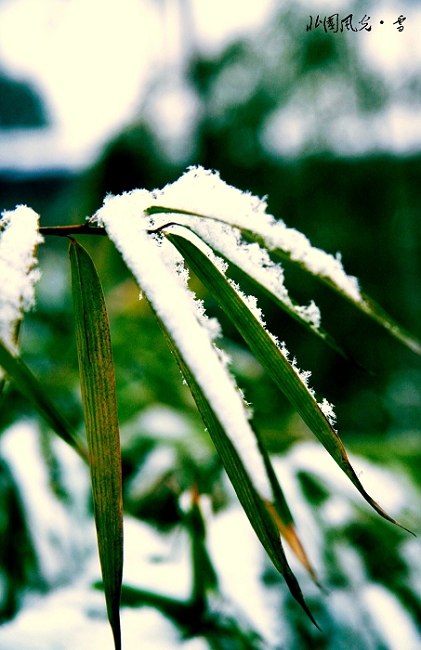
[89,167,421,359]
[92,194,274,503]
[91,175,361,483]
[171,219,323,330]
[165,223,327,418]
[89,167,361,310]
[166,225,409,533]
[318,398,337,429]
[143,166,362,304]
[0,206,43,376]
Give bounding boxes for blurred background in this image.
[1,0,421,648]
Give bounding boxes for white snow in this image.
[196,221,321,328]
[159,168,361,303]
[0,205,43,376]
[206,503,281,647]
[91,170,341,471]
[93,192,274,503]
[0,512,207,650]
[0,421,92,585]
[363,583,421,650]
[156,222,328,424]
[0,418,420,649]
[125,446,178,503]
[115,166,361,306]
[318,398,337,429]
[0,0,277,171]
[0,597,200,650]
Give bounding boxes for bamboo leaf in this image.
[229,263,351,361]
[358,290,421,356]
[248,416,318,580]
[259,439,319,582]
[91,206,319,620]
[241,228,421,357]
[0,339,87,459]
[146,196,421,357]
[166,227,410,533]
[156,312,319,628]
[153,218,353,363]
[69,238,123,650]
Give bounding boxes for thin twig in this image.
[40,222,180,237]
[39,224,108,237]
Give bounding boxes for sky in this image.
[0,0,420,170]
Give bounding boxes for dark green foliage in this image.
[299,31,338,70]
[345,517,421,625]
[0,74,47,128]
[296,471,330,507]
[0,459,43,621]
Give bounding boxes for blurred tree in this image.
[0,72,47,128]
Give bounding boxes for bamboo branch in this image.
[39,224,107,237]
[40,222,179,237]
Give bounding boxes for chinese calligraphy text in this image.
[306,14,406,33]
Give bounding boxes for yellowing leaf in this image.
[69,238,123,650]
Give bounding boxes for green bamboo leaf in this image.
[166,228,410,533]
[92,207,318,617]
[0,339,87,459]
[186,498,219,602]
[242,228,421,357]
[69,238,123,650]
[155,311,319,628]
[358,290,421,356]
[151,220,353,363]
[227,260,351,361]
[146,202,421,357]
[119,585,194,625]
